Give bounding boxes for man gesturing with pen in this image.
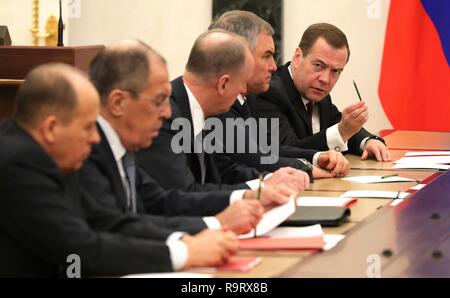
[258,23,391,162]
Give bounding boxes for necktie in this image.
[306,101,314,125]
[194,132,206,184]
[122,152,137,213]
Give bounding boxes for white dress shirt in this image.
[97,116,188,271]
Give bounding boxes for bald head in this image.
[185,29,251,81]
[13,63,89,126]
[89,39,166,105]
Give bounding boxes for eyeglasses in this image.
[122,89,170,109]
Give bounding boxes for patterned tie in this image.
[122,151,137,213]
[306,101,314,126]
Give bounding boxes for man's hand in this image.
[216,200,263,235]
[183,230,239,269]
[338,102,369,142]
[316,150,350,177]
[265,167,310,193]
[361,139,391,161]
[243,185,292,211]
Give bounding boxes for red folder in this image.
[216,256,262,272]
[239,236,324,250]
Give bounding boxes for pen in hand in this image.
[352,80,363,102]
[254,175,263,238]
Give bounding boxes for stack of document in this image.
[393,153,450,170]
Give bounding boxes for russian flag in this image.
[379,0,450,131]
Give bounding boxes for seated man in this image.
[209,10,350,178]
[258,23,391,162]
[82,37,291,236]
[0,63,238,277]
[137,30,310,193]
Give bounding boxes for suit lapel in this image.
[278,63,313,134]
[96,125,129,211]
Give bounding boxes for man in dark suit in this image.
[258,23,391,162]
[209,10,350,178]
[0,63,239,277]
[138,30,310,194]
[82,38,291,237]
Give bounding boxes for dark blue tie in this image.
[241,100,252,119]
[122,152,137,213]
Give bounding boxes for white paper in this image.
[405,151,450,157]
[340,190,410,199]
[323,234,346,251]
[264,224,323,239]
[296,196,356,207]
[395,156,450,164]
[122,272,212,278]
[410,184,426,190]
[341,175,416,184]
[390,199,405,207]
[392,163,450,170]
[239,198,296,239]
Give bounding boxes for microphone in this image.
[57,0,64,47]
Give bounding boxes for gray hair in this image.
[89,39,166,105]
[186,29,250,81]
[209,10,274,50]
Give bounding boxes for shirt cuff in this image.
[166,232,188,271]
[230,189,246,204]
[326,124,348,152]
[245,173,271,190]
[312,152,322,167]
[203,216,222,229]
[360,137,370,151]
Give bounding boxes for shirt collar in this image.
[97,115,127,163]
[184,82,205,137]
[237,94,246,105]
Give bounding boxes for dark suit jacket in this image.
[0,121,177,277]
[258,62,374,154]
[137,76,264,191]
[214,94,318,180]
[80,125,231,223]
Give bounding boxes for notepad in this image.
[239,225,325,250]
[296,196,357,207]
[405,151,450,157]
[239,198,296,239]
[340,190,410,199]
[341,175,416,184]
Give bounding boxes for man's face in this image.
[216,49,255,113]
[291,37,348,102]
[53,79,101,172]
[120,57,172,151]
[246,31,277,95]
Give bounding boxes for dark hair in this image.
[186,29,250,80]
[209,10,274,50]
[299,23,350,62]
[13,63,79,125]
[89,39,165,105]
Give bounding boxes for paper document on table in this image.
[405,151,450,157]
[323,234,346,251]
[341,175,416,184]
[264,224,323,238]
[410,184,426,190]
[296,196,357,207]
[239,198,296,239]
[340,190,410,199]
[392,163,450,170]
[395,156,450,164]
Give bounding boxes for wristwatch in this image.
[299,158,313,171]
[367,135,386,145]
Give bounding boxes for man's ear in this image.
[292,47,303,66]
[216,74,230,96]
[40,115,59,144]
[107,89,127,117]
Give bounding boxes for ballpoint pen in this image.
[254,175,263,238]
[352,80,363,102]
[394,190,401,199]
[381,174,399,179]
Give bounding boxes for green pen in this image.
[381,174,399,179]
[353,80,363,102]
